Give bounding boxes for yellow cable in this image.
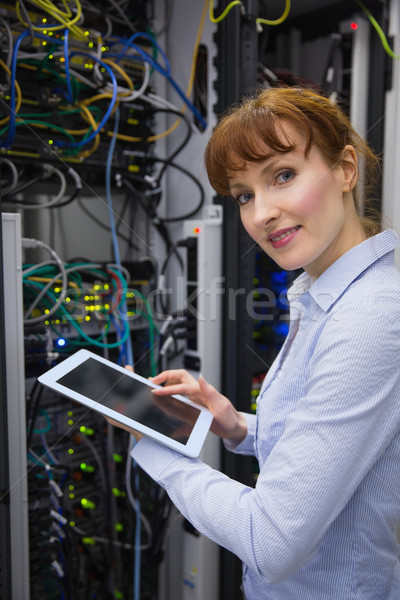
[75,102,101,158]
[0,59,22,125]
[209,0,242,24]
[256,0,290,26]
[355,0,400,60]
[16,0,85,39]
[80,92,112,106]
[187,0,209,99]
[108,0,209,144]
[28,277,80,291]
[102,58,135,95]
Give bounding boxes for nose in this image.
[252,192,281,229]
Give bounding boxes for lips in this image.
[268,225,301,242]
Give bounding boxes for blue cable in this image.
[109,314,127,365]
[54,52,118,148]
[105,107,134,367]
[0,29,30,148]
[63,29,74,103]
[0,30,68,148]
[105,40,207,129]
[112,31,171,75]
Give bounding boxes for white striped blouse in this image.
[132,229,400,599]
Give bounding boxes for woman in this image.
[129,87,400,598]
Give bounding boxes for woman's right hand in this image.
[149,369,248,443]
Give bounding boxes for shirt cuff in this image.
[131,437,190,480]
[223,412,256,455]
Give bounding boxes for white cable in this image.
[0,158,18,195]
[142,92,198,133]
[0,17,13,69]
[27,164,66,209]
[4,164,67,210]
[103,61,150,102]
[22,238,68,323]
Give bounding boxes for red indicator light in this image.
[351,22,358,30]
[193,227,201,234]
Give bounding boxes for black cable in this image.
[2,173,42,200]
[123,188,139,261]
[122,177,183,268]
[148,157,205,222]
[47,188,80,209]
[26,381,44,448]
[149,108,193,187]
[321,33,343,96]
[160,241,182,276]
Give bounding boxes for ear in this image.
[339,145,358,192]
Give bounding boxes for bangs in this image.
[226,111,297,168]
[205,101,314,196]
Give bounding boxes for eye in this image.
[236,191,254,206]
[276,169,295,184]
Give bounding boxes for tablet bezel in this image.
[38,349,213,458]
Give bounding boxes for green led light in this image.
[81,498,96,510]
[114,591,123,600]
[68,411,73,417]
[68,419,73,426]
[80,463,95,473]
[69,484,75,491]
[69,521,75,527]
[82,537,95,545]
[113,453,123,463]
[68,448,74,455]
[79,426,94,436]
[115,523,124,532]
[69,493,75,499]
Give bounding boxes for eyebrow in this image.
[228,155,286,193]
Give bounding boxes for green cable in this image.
[18,105,102,121]
[209,0,242,23]
[131,288,159,376]
[24,280,130,349]
[0,119,76,143]
[355,0,400,60]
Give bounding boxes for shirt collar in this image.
[288,229,400,312]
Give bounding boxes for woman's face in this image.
[228,123,364,278]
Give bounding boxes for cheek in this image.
[239,211,256,239]
[294,179,336,218]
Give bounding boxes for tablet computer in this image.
[38,349,213,458]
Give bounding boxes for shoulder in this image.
[335,256,400,316]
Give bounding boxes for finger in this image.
[151,383,198,397]
[150,369,194,385]
[198,373,217,400]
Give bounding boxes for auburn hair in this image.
[205,86,381,236]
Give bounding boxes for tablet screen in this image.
[56,357,201,444]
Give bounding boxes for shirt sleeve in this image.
[223,412,257,455]
[131,299,400,584]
